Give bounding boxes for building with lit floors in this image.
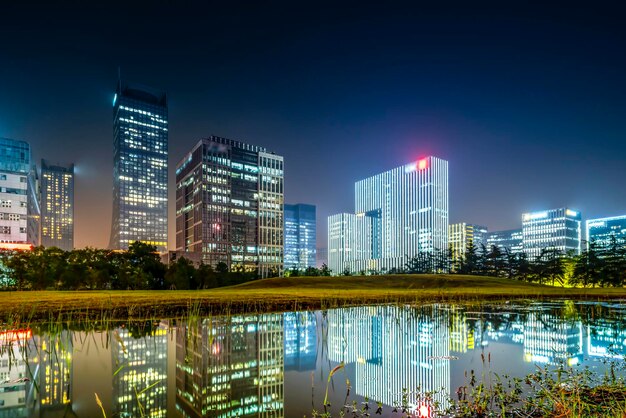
[283,312,317,371]
[522,208,582,258]
[175,136,284,277]
[448,223,488,260]
[0,137,39,248]
[485,229,523,254]
[175,314,284,417]
[328,157,449,274]
[109,80,168,252]
[283,204,316,271]
[111,323,168,417]
[40,160,74,251]
[586,215,626,250]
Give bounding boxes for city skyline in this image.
[1,3,625,250]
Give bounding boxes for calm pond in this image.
[1,300,625,417]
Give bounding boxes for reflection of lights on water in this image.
[211,343,221,355]
[417,402,431,417]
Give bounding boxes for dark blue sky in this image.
[1,2,625,249]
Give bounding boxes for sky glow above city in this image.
[1,2,625,249]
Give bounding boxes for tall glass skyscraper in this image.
[175,136,284,277]
[328,156,448,274]
[0,137,39,247]
[586,215,626,249]
[284,203,316,271]
[40,160,74,250]
[522,208,582,258]
[109,80,168,252]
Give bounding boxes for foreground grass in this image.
[1,275,626,321]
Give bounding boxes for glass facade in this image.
[586,215,626,250]
[522,208,582,258]
[40,160,74,251]
[110,80,168,252]
[448,223,488,260]
[0,137,37,245]
[283,203,316,271]
[485,228,523,254]
[328,156,448,274]
[175,136,284,277]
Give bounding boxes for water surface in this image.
[1,300,625,417]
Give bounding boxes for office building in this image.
[283,203,316,271]
[522,208,582,258]
[448,223,488,260]
[40,160,74,250]
[175,314,284,418]
[0,137,39,247]
[175,136,284,278]
[586,215,626,250]
[486,229,523,254]
[109,80,168,252]
[328,157,448,274]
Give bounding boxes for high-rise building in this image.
[40,160,74,250]
[586,215,626,250]
[175,136,284,277]
[448,223,488,260]
[109,80,168,252]
[522,208,582,258]
[0,137,39,247]
[328,157,448,274]
[485,229,523,254]
[283,203,316,271]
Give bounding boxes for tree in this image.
[319,263,332,276]
[165,257,195,290]
[126,241,166,289]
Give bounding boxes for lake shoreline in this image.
[2,275,626,321]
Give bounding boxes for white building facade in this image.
[522,208,582,258]
[328,156,449,274]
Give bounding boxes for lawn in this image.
[2,274,626,321]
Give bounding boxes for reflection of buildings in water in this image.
[0,329,33,417]
[523,313,582,365]
[327,306,451,411]
[32,330,74,417]
[175,314,284,418]
[449,309,481,353]
[283,312,317,372]
[587,319,626,358]
[111,323,168,417]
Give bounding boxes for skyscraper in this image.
[175,136,284,277]
[328,156,448,274]
[586,215,626,250]
[283,203,316,271]
[448,223,488,260]
[40,160,74,251]
[0,137,38,247]
[522,208,582,258]
[109,80,168,252]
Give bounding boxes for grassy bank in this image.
[2,274,626,321]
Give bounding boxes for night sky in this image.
[1,2,625,250]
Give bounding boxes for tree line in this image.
[0,242,258,290]
[398,236,626,287]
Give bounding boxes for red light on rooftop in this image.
[0,329,32,344]
[417,403,431,417]
[418,159,428,170]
